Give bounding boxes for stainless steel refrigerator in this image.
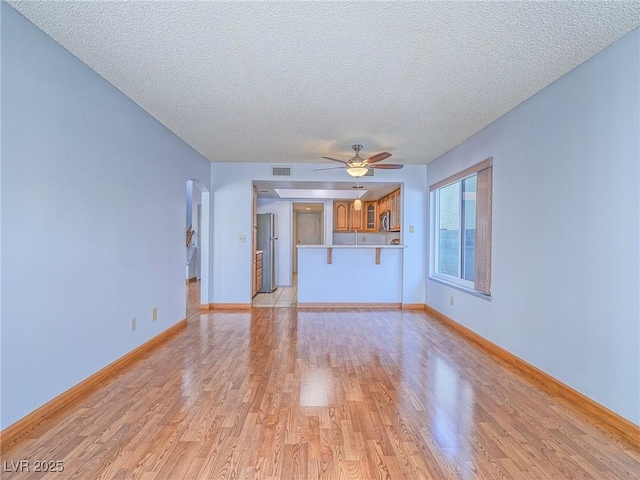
[257,213,277,293]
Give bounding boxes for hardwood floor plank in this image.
[2,283,638,479]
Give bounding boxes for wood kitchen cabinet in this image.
[350,202,364,231]
[364,201,377,231]
[335,190,399,232]
[389,188,401,232]
[334,202,349,232]
[375,189,401,232]
[378,195,390,215]
[255,251,263,294]
[334,201,364,231]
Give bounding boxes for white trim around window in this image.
[429,157,493,297]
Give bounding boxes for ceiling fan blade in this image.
[370,164,404,169]
[365,152,392,164]
[313,166,347,171]
[321,156,348,164]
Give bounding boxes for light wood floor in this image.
[2,283,639,479]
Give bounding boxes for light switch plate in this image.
[409,225,415,233]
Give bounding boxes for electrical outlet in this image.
[130,318,136,331]
[450,296,454,306]
[238,234,247,243]
[152,307,158,321]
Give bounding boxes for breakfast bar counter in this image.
[296,245,405,306]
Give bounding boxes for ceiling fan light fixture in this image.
[319,144,397,177]
[346,166,368,178]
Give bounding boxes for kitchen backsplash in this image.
[333,232,401,245]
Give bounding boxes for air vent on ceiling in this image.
[363,169,374,176]
[271,166,291,176]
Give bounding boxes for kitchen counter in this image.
[296,245,404,306]
[297,244,405,249]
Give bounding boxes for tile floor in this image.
[252,274,298,307]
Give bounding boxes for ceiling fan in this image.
[315,144,404,177]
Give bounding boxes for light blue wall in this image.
[426,28,640,424]
[210,163,428,305]
[1,4,211,429]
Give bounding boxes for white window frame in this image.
[431,175,475,290]
[429,157,492,298]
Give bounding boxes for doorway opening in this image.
[292,202,324,275]
[185,179,210,315]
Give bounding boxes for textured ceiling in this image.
[8,1,640,165]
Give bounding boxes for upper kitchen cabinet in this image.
[378,195,389,215]
[390,188,401,232]
[376,188,401,232]
[350,202,364,231]
[334,186,401,233]
[334,201,364,232]
[364,201,377,232]
[334,202,349,232]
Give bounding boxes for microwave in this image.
[379,211,390,231]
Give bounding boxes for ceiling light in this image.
[353,185,363,210]
[346,166,369,178]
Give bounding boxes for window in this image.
[430,158,492,296]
